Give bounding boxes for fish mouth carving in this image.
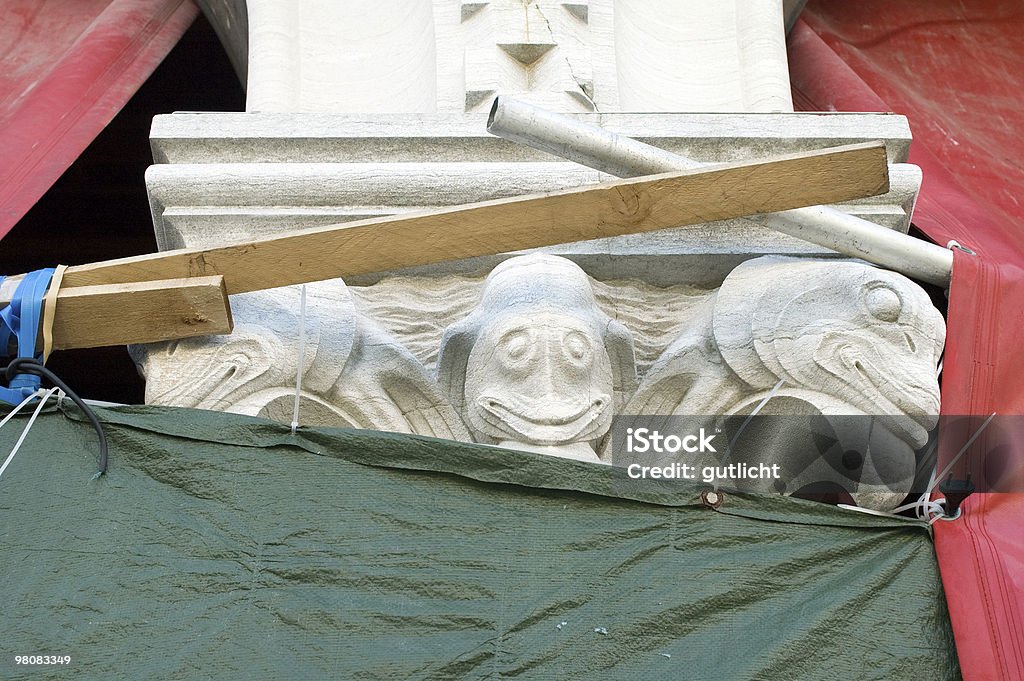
[474,393,610,445]
[839,346,939,447]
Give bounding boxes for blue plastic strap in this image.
[0,268,56,405]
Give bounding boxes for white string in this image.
[844,412,996,523]
[889,440,939,517]
[914,471,945,523]
[836,503,910,519]
[920,412,996,524]
[0,389,41,433]
[290,284,308,435]
[930,412,996,493]
[0,387,59,480]
[715,378,785,491]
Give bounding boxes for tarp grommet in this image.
[701,489,723,509]
[946,239,976,255]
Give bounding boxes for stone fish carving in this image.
[437,254,637,463]
[131,251,945,511]
[132,279,470,441]
[620,256,946,510]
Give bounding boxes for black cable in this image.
[3,357,108,477]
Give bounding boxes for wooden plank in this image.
[50,276,232,350]
[56,141,888,293]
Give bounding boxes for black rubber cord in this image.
[3,357,108,477]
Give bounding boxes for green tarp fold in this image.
[1,404,959,680]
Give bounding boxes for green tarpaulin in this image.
[1,404,959,680]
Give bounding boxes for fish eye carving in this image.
[563,330,593,367]
[864,284,902,322]
[497,328,534,368]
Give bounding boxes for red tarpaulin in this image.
[0,0,197,241]
[792,2,1024,679]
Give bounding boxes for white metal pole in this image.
[487,96,954,287]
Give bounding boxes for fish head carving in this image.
[715,257,945,449]
[438,254,634,448]
[464,310,614,446]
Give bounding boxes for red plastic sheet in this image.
[791,3,1024,678]
[0,0,198,241]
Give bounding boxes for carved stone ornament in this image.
[436,254,637,463]
[619,256,946,510]
[626,257,944,426]
[132,279,471,442]
[134,254,945,510]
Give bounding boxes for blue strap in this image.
[0,268,56,405]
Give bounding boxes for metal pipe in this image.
[487,96,954,287]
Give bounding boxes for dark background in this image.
[0,14,244,404]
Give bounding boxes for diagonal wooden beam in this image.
[52,141,888,294]
[1,141,887,351]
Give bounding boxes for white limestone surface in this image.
[133,279,471,441]
[437,254,637,463]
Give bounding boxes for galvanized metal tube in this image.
[487,96,700,177]
[486,97,954,287]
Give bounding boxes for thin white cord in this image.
[290,284,308,435]
[837,503,908,518]
[922,412,996,524]
[56,391,121,409]
[716,378,785,491]
[889,441,939,516]
[0,389,42,432]
[930,412,996,493]
[0,387,59,480]
[843,413,996,522]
